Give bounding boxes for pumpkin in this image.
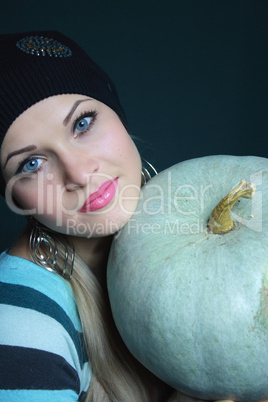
[107,155,268,400]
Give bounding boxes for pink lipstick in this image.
[79,178,119,212]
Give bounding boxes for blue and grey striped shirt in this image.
[0,251,91,401]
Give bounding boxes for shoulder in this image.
[0,251,79,328]
[0,251,91,400]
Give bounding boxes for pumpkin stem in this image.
[207,180,256,234]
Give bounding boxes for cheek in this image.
[103,122,139,160]
[11,184,39,212]
[10,180,58,215]
[11,179,82,222]
[116,134,141,172]
[126,142,142,183]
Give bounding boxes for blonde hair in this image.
[29,224,164,401]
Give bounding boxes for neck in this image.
[70,234,113,285]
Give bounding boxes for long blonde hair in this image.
[28,223,166,401]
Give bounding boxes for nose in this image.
[60,149,99,191]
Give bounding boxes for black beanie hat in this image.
[0,30,128,196]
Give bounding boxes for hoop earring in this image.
[141,158,158,186]
[28,218,74,279]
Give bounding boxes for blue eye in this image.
[73,111,97,137]
[18,157,44,174]
[75,117,91,132]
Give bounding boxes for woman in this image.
[0,31,239,401]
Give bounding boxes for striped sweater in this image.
[0,251,91,401]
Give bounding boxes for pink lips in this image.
[78,178,119,212]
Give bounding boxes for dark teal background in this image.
[1,0,267,250]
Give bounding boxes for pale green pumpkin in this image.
[107,155,268,400]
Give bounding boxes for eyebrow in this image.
[63,98,92,126]
[3,145,37,170]
[3,98,93,170]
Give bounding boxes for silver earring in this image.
[28,218,74,279]
[141,158,158,185]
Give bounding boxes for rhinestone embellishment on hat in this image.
[16,35,72,57]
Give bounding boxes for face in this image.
[1,94,142,238]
